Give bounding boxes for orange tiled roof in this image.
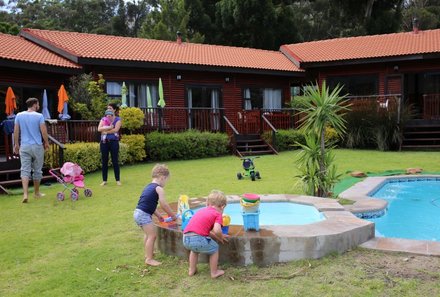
[282,29,440,64]
[21,29,302,73]
[0,32,80,69]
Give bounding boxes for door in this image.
[187,86,222,131]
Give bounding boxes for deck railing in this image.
[423,94,440,120]
[347,94,402,122]
[2,97,407,165]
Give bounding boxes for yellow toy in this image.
[222,214,231,226]
[177,194,190,216]
[222,214,231,234]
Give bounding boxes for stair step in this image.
[402,138,440,141]
[0,175,54,187]
[240,150,274,156]
[404,131,440,135]
[237,144,269,149]
[0,169,21,175]
[401,144,440,148]
[236,139,264,143]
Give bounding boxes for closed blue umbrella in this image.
[60,102,71,120]
[42,89,51,119]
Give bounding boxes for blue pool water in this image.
[370,179,440,241]
[196,202,325,226]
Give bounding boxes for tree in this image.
[139,0,198,42]
[69,73,109,120]
[214,0,277,49]
[402,0,440,31]
[295,81,349,197]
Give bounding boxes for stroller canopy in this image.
[60,162,83,177]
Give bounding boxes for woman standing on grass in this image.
[97,103,122,186]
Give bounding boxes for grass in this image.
[1,149,440,296]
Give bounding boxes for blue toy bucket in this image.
[181,209,194,231]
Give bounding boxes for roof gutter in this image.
[300,53,440,69]
[78,58,305,77]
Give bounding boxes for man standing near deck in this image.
[13,97,50,203]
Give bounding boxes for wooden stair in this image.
[234,134,277,157]
[401,120,440,150]
[0,162,54,194]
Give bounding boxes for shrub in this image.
[145,130,229,161]
[119,107,144,133]
[262,129,306,151]
[69,73,109,120]
[46,142,128,173]
[325,126,340,145]
[341,98,413,151]
[120,134,147,163]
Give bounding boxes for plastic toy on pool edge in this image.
[237,156,261,181]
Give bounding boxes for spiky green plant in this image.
[295,81,349,196]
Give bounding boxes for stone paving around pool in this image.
[155,194,374,266]
[339,175,440,257]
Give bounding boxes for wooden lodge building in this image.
[0,23,439,177]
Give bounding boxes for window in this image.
[327,75,378,96]
[242,87,282,110]
[106,81,158,108]
[424,73,440,94]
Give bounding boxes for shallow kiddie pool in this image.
[155,194,374,266]
[194,202,326,226]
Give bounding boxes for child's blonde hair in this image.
[206,190,227,208]
[152,164,170,178]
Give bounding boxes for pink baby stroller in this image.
[49,162,93,201]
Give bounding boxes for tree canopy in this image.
[1,0,439,49]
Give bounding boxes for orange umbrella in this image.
[5,87,16,116]
[57,84,68,114]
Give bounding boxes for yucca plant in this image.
[295,81,350,197]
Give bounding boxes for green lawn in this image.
[1,150,440,296]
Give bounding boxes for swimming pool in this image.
[370,178,440,241]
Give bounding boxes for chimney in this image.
[412,17,419,34]
[176,31,182,44]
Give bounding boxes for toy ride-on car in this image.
[237,156,261,181]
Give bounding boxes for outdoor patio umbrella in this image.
[121,82,128,108]
[157,77,166,108]
[146,85,153,124]
[5,87,16,116]
[146,85,152,109]
[42,89,51,119]
[57,84,71,120]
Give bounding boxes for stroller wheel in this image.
[84,188,93,197]
[57,192,65,201]
[71,189,79,201]
[256,171,261,179]
[237,172,242,180]
[250,171,256,181]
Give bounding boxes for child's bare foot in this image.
[22,197,28,203]
[211,269,225,279]
[188,269,197,276]
[145,259,162,266]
